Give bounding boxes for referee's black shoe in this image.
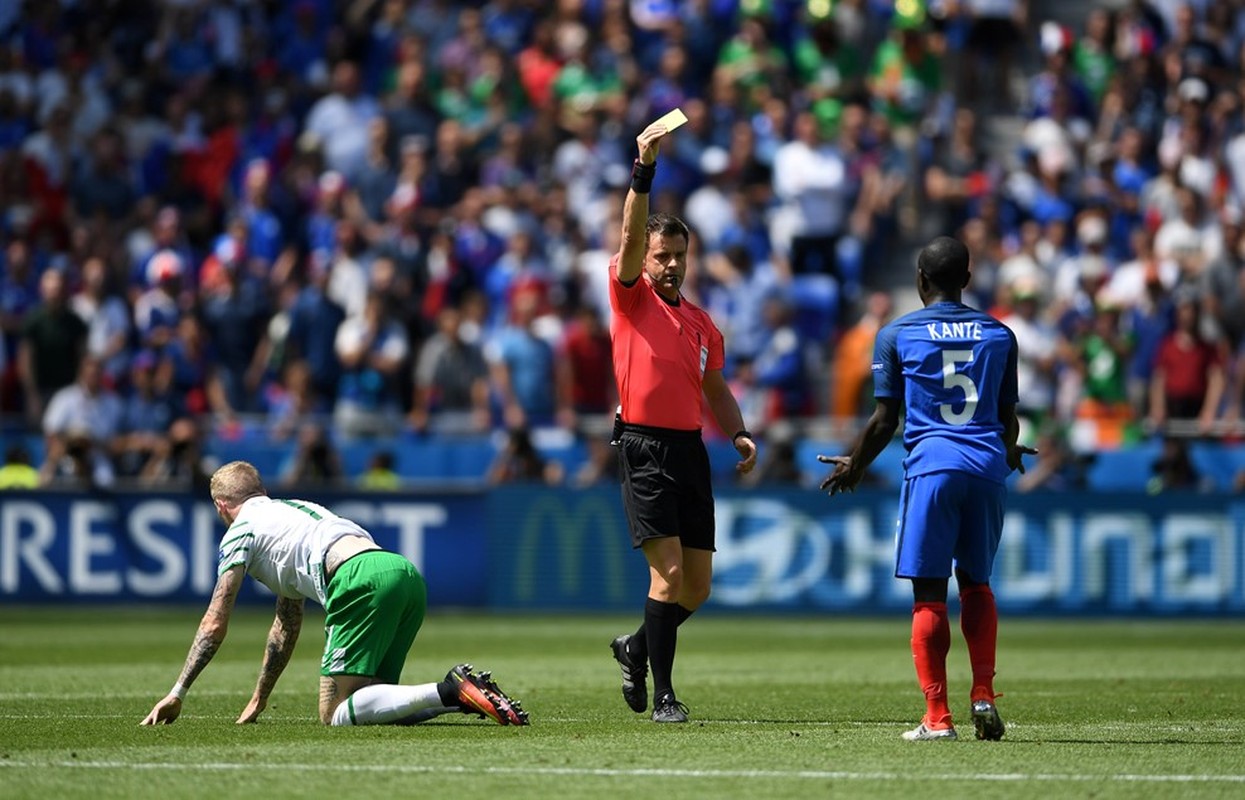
[610,634,649,713]
[651,693,689,723]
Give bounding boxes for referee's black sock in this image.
[630,604,694,663]
[644,598,683,702]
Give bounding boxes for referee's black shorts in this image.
[617,423,715,551]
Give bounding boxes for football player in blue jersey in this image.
[818,236,1036,742]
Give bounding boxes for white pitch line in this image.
[0,714,147,720]
[0,691,242,700]
[0,712,1240,736]
[0,761,1242,784]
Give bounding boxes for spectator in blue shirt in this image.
[129,207,196,302]
[285,262,346,404]
[133,250,184,352]
[238,159,284,268]
[163,315,221,418]
[201,258,269,414]
[333,290,410,438]
[753,293,813,420]
[117,349,178,477]
[487,285,558,429]
[0,239,40,365]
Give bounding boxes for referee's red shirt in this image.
[609,254,724,431]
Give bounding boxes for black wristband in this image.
[732,430,753,442]
[631,158,655,193]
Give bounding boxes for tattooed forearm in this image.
[177,627,223,686]
[173,567,242,693]
[208,573,236,607]
[253,598,304,701]
[277,596,304,629]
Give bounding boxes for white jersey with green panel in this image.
[216,496,375,605]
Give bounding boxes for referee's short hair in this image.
[917,236,971,292]
[645,213,690,247]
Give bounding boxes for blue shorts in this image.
[894,471,1006,583]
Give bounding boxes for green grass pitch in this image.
[1,608,1242,799]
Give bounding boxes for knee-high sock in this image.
[959,585,998,702]
[629,604,694,662]
[395,706,457,725]
[645,598,683,702]
[330,683,449,726]
[911,602,953,729]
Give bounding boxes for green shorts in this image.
[321,551,427,683]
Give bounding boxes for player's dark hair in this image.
[645,213,690,248]
[917,236,971,292]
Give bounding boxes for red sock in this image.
[959,585,998,702]
[911,602,952,729]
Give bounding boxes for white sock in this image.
[330,683,449,726]
[396,706,456,725]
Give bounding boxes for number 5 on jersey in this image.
[940,349,978,425]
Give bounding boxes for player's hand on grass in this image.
[236,695,266,724]
[1006,444,1039,474]
[141,695,182,725]
[733,434,757,475]
[817,454,862,495]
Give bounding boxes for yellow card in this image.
[653,108,688,132]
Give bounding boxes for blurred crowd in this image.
[940,0,1245,493]
[0,0,1244,490]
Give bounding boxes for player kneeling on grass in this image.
[141,460,528,728]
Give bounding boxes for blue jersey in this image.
[873,301,1019,484]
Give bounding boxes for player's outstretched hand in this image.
[817,454,861,495]
[1006,444,1039,474]
[734,434,757,475]
[236,695,266,724]
[141,695,182,725]
[636,121,671,165]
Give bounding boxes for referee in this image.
[607,119,758,723]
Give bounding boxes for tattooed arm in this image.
[236,595,305,724]
[140,566,245,725]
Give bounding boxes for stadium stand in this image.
[0,0,1242,493]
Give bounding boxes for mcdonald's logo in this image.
[507,490,633,605]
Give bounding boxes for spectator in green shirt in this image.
[792,18,864,102]
[867,16,941,132]
[1073,8,1117,105]
[1075,301,1138,447]
[717,16,789,94]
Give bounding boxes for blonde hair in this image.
[209,461,266,506]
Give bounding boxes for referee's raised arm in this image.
[616,122,671,284]
[606,112,755,725]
